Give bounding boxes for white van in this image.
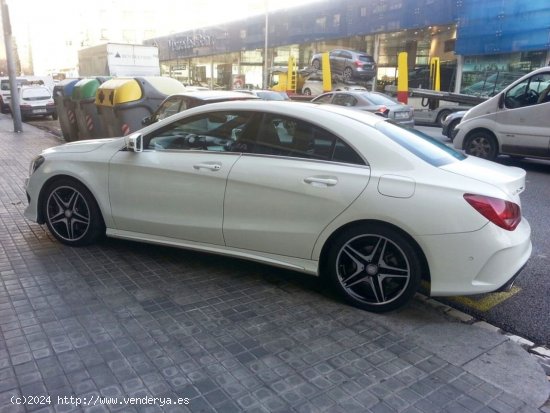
[0,75,55,113]
[453,67,550,160]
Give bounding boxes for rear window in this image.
[376,121,465,166]
[21,87,51,100]
[360,93,396,106]
[358,55,374,63]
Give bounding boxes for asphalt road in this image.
[28,118,550,345]
[417,125,550,346]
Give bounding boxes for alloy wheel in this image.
[46,186,91,242]
[335,234,411,307]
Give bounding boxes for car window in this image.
[358,55,374,63]
[360,92,396,106]
[340,51,352,59]
[250,114,365,165]
[157,98,182,121]
[332,94,357,107]
[21,87,51,100]
[144,111,255,151]
[312,93,333,104]
[505,73,550,108]
[376,121,465,167]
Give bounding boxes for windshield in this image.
[376,121,465,166]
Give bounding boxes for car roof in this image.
[153,100,385,129]
[166,90,258,101]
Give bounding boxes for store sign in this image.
[169,34,215,53]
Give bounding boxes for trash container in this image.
[53,79,81,142]
[72,77,110,139]
[95,77,186,137]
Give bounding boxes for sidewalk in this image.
[0,115,548,412]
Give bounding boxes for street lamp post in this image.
[263,0,269,89]
[1,0,22,132]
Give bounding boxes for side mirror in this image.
[126,133,143,152]
[498,93,505,109]
[141,116,151,126]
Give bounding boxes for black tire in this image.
[312,59,321,70]
[464,131,498,160]
[325,223,422,313]
[436,109,451,127]
[343,67,353,81]
[42,177,105,246]
[446,118,461,141]
[303,88,312,96]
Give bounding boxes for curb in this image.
[415,293,550,381]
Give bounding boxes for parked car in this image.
[238,90,290,100]
[302,78,366,96]
[141,90,258,125]
[311,90,414,127]
[454,67,550,160]
[441,110,466,141]
[24,101,531,313]
[310,49,376,81]
[12,85,57,121]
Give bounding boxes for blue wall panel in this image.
[146,0,550,60]
[455,0,550,54]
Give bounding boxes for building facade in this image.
[144,0,550,94]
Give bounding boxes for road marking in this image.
[446,286,521,312]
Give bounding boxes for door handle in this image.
[304,176,338,187]
[193,162,221,171]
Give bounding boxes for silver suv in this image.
[310,49,376,81]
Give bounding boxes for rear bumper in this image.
[20,106,56,117]
[417,218,532,296]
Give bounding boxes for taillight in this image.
[464,194,521,231]
[354,60,363,67]
[375,106,389,117]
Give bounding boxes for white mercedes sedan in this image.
[24,101,532,312]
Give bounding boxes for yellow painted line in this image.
[447,286,521,312]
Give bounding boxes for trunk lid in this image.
[440,156,526,199]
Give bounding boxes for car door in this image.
[108,110,254,245]
[497,72,550,157]
[329,50,343,74]
[223,113,370,259]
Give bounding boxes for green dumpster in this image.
[72,77,110,139]
[95,77,186,137]
[53,79,80,142]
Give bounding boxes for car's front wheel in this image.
[325,223,421,312]
[312,59,321,70]
[303,88,312,96]
[42,178,105,246]
[464,131,498,160]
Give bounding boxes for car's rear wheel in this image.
[465,131,498,160]
[42,178,105,246]
[343,67,353,81]
[326,223,421,312]
[436,109,451,127]
[303,88,312,96]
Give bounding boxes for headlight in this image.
[29,155,45,175]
